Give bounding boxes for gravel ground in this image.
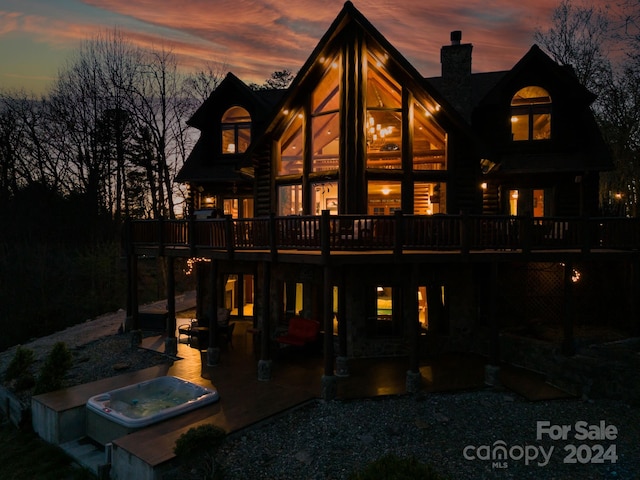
[0,308,174,405]
[2,300,639,480]
[217,391,640,480]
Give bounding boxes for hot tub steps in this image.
[60,437,109,477]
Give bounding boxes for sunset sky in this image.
[0,0,610,95]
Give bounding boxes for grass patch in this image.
[0,424,95,480]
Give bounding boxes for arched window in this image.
[221,106,251,154]
[510,86,551,141]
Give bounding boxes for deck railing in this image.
[127,213,640,255]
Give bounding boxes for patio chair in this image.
[178,319,197,344]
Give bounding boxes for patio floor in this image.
[48,315,572,476]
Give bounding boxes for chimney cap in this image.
[451,30,462,45]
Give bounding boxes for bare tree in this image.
[534,0,612,93]
[183,61,228,103]
[0,90,62,195]
[536,0,640,216]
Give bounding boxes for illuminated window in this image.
[312,58,340,172]
[510,86,551,141]
[277,184,302,216]
[221,106,251,154]
[312,181,338,214]
[413,102,447,170]
[366,52,402,169]
[414,182,445,215]
[278,112,304,175]
[367,181,401,215]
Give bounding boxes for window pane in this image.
[366,52,402,169]
[367,181,401,215]
[311,181,338,214]
[533,189,545,217]
[279,114,303,175]
[511,114,529,141]
[413,103,446,170]
[277,184,303,216]
[366,55,401,108]
[222,106,251,155]
[414,182,445,215]
[366,109,402,169]
[237,125,251,153]
[222,126,236,154]
[312,112,340,172]
[509,189,519,215]
[511,86,551,105]
[532,113,551,140]
[222,106,251,122]
[312,58,340,114]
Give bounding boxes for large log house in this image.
[125,2,640,398]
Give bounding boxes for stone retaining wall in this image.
[500,333,640,402]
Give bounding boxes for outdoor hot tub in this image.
[86,375,219,445]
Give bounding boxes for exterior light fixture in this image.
[481,182,488,190]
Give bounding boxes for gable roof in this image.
[478,45,595,107]
[259,1,472,140]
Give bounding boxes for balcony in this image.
[124,212,640,262]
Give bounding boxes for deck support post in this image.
[258,262,272,380]
[207,260,219,365]
[407,264,422,393]
[485,262,501,387]
[562,261,576,356]
[336,268,349,377]
[126,254,139,332]
[165,256,178,356]
[322,263,336,399]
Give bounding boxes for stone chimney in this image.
[440,31,473,121]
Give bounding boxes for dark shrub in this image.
[174,424,226,480]
[4,346,35,381]
[4,346,36,392]
[34,342,73,394]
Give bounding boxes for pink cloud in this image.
[78,0,563,79]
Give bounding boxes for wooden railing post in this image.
[580,214,591,254]
[189,215,196,256]
[269,212,277,261]
[321,210,330,262]
[394,210,403,256]
[225,214,235,258]
[520,213,532,254]
[460,211,470,254]
[158,216,165,257]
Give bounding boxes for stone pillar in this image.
[165,337,178,357]
[335,356,349,377]
[562,261,575,356]
[406,370,422,393]
[207,347,220,367]
[258,359,272,381]
[484,364,501,387]
[407,264,421,393]
[165,256,177,354]
[321,375,337,400]
[322,264,336,397]
[485,262,501,386]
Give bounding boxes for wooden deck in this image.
[35,318,572,477]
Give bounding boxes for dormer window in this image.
[221,106,251,154]
[510,86,551,141]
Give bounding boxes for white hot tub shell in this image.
[86,375,219,445]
